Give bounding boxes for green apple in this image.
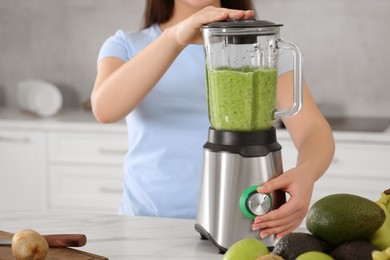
[223,238,269,260]
[296,251,334,260]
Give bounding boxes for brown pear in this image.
[11,228,49,260]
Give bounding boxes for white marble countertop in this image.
[1,107,389,138]
[0,108,126,133]
[0,210,222,260]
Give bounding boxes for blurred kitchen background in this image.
[1,0,390,215]
[0,0,389,118]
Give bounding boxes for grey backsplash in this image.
[0,0,389,118]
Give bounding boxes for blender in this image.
[195,19,303,253]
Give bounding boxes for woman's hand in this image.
[166,6,254,47]
[251,72,335,239]
[251,165,316,239]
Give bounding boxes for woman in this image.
[91,0,335,239]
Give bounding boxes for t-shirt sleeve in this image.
[97,30,131,63]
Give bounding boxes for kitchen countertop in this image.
[0,210,223,260]
[1,107,389,136]
[0,108,126,133]
[325,116,390,132]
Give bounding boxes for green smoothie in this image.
[206,66,277,131]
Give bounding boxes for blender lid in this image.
[203,19,283,28]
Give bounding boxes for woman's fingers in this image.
[225,9,255,20]
[252,191,308,238]
[257,172,292,194]
[253,208,303,238]
[172,6,255,46]
[192,7,254,29]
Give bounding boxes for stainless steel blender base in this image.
[195,149,285,253]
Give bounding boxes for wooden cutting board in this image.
[0,231,108,260]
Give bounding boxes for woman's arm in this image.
[91,7,254,123]
[279,71,335,182]
[91,30,184,123]
[252,71,335,238]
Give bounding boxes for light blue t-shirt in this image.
[98,24,293,219]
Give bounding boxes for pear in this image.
[223,238,269,260]
[11,228,49,260]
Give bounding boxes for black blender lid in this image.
[203,19,283,28]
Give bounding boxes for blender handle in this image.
[274,39,303,119]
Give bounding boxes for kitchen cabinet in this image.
[49,164,123,212]
[1,109,389,215]
[0,109,127,213]
[277,130,390,206]
[0,129,47,210]
[48,131,127,212]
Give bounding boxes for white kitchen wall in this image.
[254,0,390,118]
[0,0,389,117]
[0,0,145,108]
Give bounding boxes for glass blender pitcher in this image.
[195,19,303,253]
[203,19,302,131]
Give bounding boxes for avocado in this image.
[331,240,379,260]
[306,193,385,246]
[272,232,326,260]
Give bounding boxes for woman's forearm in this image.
[91,29,184,123]
[277,72,335,182]
[295,123,335,182]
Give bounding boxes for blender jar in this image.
[202,19,303,131]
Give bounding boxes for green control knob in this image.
[240,185,272,220]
